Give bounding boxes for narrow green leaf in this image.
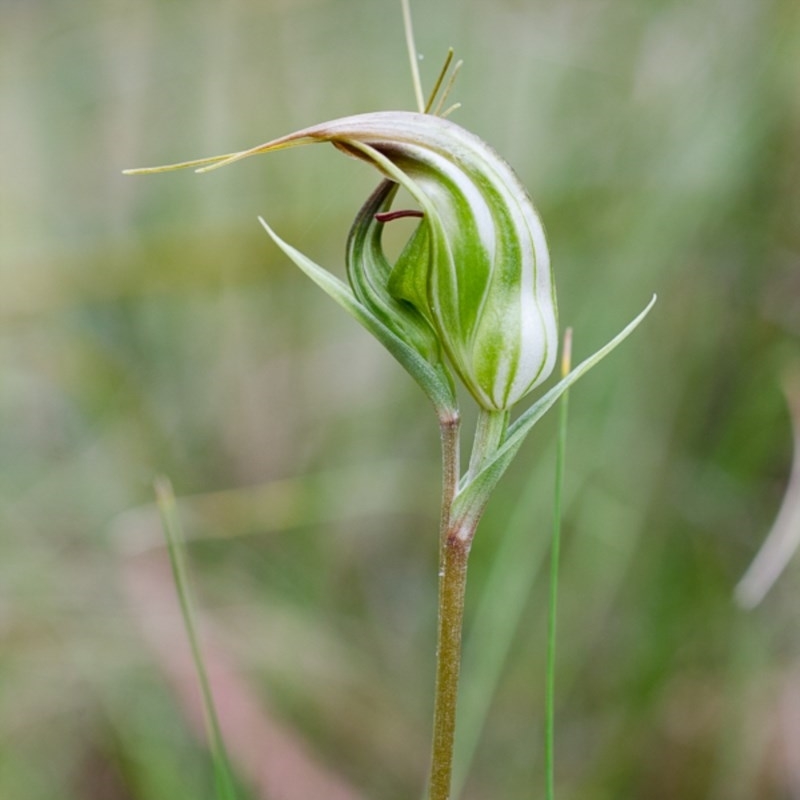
[155,477,239,800]
[258,216,457,414]
[545,327,572,800]
[452,295,657,526]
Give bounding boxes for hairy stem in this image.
[429,523,472,800]
[427,412,469,800]
[439,412,461,546]
[427,410,511,798]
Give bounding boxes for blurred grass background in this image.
[1,0,799,798]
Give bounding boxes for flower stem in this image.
[439,412,461,547]
[426,412,469,800]
[467,409,508,479]
[429,523,472,800]
[428,407,506,799]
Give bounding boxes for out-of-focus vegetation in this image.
[1,0,799,798]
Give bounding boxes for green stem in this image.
[467,408,508,479]
[428,405,507,800]
[428,405,515,799]
[545,329,572,800]
[429,523,472,800]
[427,412,468,800]
[439,411,461,547]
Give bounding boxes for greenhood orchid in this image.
[125,45,656,800]
[126,110,558,413]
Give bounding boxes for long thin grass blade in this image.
[545,328,572,800]
[155,477,239,800]
[401,0,425,112]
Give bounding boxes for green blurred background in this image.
[2,0,799,798]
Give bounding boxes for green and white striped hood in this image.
[226,111,558,410]
[128,110,558,411]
